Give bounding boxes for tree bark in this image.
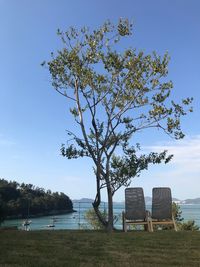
[92,198,108,228]
[92,172,108,228]
[107,185,114,232]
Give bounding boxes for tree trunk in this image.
[92,171,114,231]
[92,197,108,228]
[107,186,114,232]
[92,172,108,228]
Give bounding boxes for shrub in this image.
[83,208,120,230]
[174,203,199,231]
[179,220,199,231]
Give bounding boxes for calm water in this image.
[2,203,200,230]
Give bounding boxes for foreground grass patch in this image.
[0,230,200,266]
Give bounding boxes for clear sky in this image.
[0,0,200,201]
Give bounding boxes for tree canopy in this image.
[44,19,193,231]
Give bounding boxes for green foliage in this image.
[179,220,199,231]
[45,18,193,189]
[162,202,199,231]
[83,208,120,230]
[172,202,184,222]
[173,203,199,231]
[83,208,108,230]
[0,178,73,219]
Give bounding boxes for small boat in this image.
[22,219,32,231]
[46,224,55,228]
[22,220,32,226]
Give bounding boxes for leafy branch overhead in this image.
[44,19,193,230]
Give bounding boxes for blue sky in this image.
[0,0,200,201]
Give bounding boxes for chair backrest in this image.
[152,187,172,220]
[125,187,146,220]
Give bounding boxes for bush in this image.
[83,208,120,230]
[169,203,199,231]
[179,220,199,231]
[83,208,107,230]
[172,202,184,222]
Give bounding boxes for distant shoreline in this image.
[73,197,200,205]
[5,209,76,220]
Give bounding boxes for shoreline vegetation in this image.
[0,178,74,223]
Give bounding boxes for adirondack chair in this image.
[122,187,151,232]
[150,187,177,231]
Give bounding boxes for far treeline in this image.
[0,178,73,222]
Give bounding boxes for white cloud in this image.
[134,135,200,199]
[144,135,200,173]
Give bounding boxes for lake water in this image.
[2,203,200,230]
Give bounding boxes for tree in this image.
[44,19,193,231]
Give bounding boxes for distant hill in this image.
[73,197,200,205]
[145,197,180,204]
[183,198,200,204]
[73,198,94,203]
[145,197,200,205]
[172,198,180,201]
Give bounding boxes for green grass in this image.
[1,230,200,267]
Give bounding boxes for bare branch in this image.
[55,88,76,102]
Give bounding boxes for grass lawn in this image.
[0,230,200,267]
